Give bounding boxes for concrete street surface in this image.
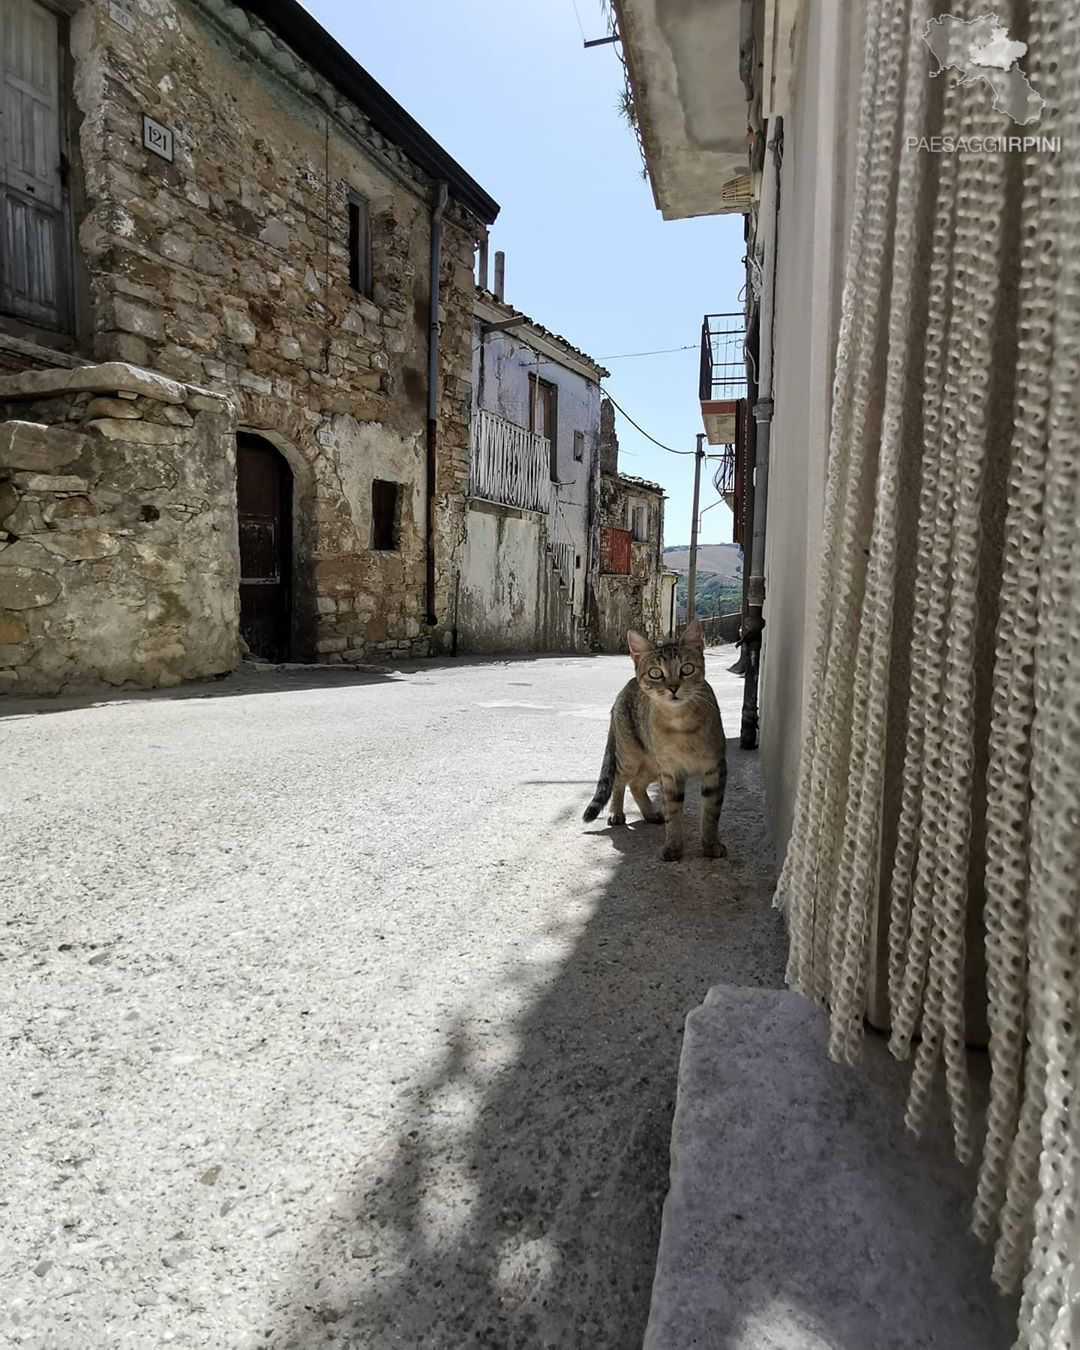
[2,649,786,1348]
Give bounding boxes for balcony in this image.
[469,408,551,515]
[699,312,745,446]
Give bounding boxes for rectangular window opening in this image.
[348,191,372,298]
[573,430,584,462]
[529,373,559,480]
[371,478,399,550]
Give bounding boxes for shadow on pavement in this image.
[268,740,788,1348]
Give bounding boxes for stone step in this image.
[644,985,1018,1350]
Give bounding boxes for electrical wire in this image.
[598,344,697,359]
[485,323,699,457]
[597,384,699,454]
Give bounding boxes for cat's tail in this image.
[583,729,616,821]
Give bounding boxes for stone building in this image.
[0,0,497,694]
[457,283,606,653]
[590,398,672,651]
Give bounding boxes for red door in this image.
[236,434,292,662]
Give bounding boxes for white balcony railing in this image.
[470,408,551,515]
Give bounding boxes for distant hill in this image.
[662,542,743,579]
[663,542,743,619]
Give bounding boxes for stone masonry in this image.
[590,401,668,650]
[2,0,493,687]
[0,363,239,694]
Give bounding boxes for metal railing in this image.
[714,446,736,500]
[545,489,578,612]
[699,312,746,403]
[469,408,551,514]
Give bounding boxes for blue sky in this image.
[304,0,746,547]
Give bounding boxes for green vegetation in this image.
[663,542,743,620]
[675,573,742,619]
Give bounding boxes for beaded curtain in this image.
[773,2,1078,1345]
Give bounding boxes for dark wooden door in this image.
[236,435,292,662]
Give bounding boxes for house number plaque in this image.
[142,115,174,163]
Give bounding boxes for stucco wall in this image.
[457,501,579,654]
[60,0,483,662]
[758,0,864,851]
[0,363,239,695]
[472,324,600,613]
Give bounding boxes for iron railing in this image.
[699,312,746,403]
[546,490,579,612]
[714,447,736,499]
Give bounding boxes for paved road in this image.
[2,651,786,1349]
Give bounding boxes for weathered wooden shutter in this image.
[0,0,68,330]
[601,526,632,576]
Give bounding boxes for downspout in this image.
[425,180,449,628]
[741,117,782,748]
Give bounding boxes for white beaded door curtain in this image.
[772,1,1078,1346]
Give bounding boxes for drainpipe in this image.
[741,118,782,749]
[425,181,448,628]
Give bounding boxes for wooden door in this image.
[0,0,68,330]
[236,435,292,663]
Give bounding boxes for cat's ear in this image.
[682,617,704,652]
[627,629,652,662]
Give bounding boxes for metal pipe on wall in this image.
[741,117,782,748]
[425,180,448,628]
[687,434,705,618]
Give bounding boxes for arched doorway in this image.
[236,432,293,662]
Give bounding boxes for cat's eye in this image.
[680,663,695,675]
[648,667,664,680]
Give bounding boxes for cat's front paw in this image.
[608,812,627,827]
[661,844,684,862]
[701,839,728,859]
[643,810,665,825]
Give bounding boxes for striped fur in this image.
[583,619,727,861]
[582,728,616,821]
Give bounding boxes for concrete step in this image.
[645,985,1018,1350]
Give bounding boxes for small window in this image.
[529,373,558,480]
[573,430,584,462]
[348,191,372,297]
[371,479,399,550]
[629,500,648,542]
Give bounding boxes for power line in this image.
[599,343,697,359]
[490,323,697,457]
[598,385,698,455]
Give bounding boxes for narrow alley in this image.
[3,651,785,1347]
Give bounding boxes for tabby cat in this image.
[583,619,727,862]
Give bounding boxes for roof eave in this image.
[240,0,499,225]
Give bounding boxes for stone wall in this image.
[57,0,484,664]
[0,363,239,695]
[591,471,667,651]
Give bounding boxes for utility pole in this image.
[686,433,705,620]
